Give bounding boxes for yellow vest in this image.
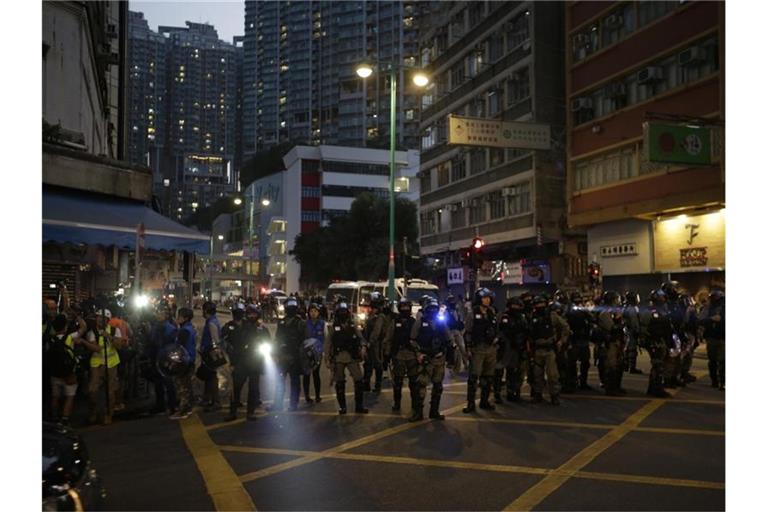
[90,329,120,369]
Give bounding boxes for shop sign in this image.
[448,114,550,149]
[522,261,551,284]
[654,211,725,271]
[644,122,712,165]
[503,262,523,285]
[447,267,464,285]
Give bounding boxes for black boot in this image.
[392,383,402,412]
[479,382,495,410]
[429,392,444,420]
[551,394,561,406]
[374,368,383,393]
[409,392,423,422]
[493,370,504,403]
[336,381,347,414]
[463,378,477,414]
[646,385,671,398]
[708,361,719,388]
[354,381,369,414]
[531,392,544,403]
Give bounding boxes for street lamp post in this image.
[356,62,429,304]
[235,192,271,299]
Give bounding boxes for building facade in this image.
[234,145,419,294]
[242,0,423,158]
[417,1,575,298]
[565,1,725,296]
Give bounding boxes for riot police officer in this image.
[661,281,685,388]
[640,290,673,398]
[679,294,699,384]
[409,298,450,421]
[699,290,725,390]
[623,292,643,374]
[363,292,390,393]
[387,298,418,413]
[270,297,305,411]
[530,295,567,405]
[566,292,594,390]
[598,291,627,396]
[326,302,369,414]
[550,301,572,394]
[496,297,529,402]
[444,295,467,375]
[226,305,271,421]
[463,288,498,413]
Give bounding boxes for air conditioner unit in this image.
[604,14,623,29]
[501,187,514,197]
[574,33,589,48]
[678,46,705,66]
[637,66,664,84]
[570,97,593,112]
[606,82,626,98]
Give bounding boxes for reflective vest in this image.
[90,327,120,368]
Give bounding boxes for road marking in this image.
[441,390,725,406]
[219,445,724,491]
[179,414,257,511]
[237,403,465,483]
[574,470,725,490]
[635,426,725,436]
[503,399,667,511]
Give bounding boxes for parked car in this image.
[43,422,106,511]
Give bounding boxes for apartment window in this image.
[468,1,484,27]
[436,74,449,98]
[451,155,466,181]
[450,203,467,229]
[574,147,638,191]
[470,148,486,175]
[421,126,436,151]
[490,147,505,167]
[601,4,636,47]
[638,1,679,28]
[437,163,450,187]
[301,211,321,222]
[301,186,321,198]
[450,61,465,90]
[488,32,505,63]
[506,181,531,215]
[488,191,505,220]
[469,197,487,224]
[469,96,486,117]
[488,87,504,116]
[507,67,530,105]
[467,49,485,78]
[420,211,436,235]
[506,12,530,51]
[420,169,432,194]
[572,23,599,62]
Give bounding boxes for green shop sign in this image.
[644,122,712,165]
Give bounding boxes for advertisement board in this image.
[522,261,551,284]
[448,115,550,149]
[644,122,712,165]
[654,210,725,271]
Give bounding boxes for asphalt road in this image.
[79,333,724,512]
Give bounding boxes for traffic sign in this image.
[447,267,464,285]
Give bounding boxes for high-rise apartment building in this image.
[565,1,725,294]
[127,11,167,181]
[417,1,576,297]
[242,0,422,158]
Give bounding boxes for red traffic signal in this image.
[471,237,485,250]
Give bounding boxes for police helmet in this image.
[709,289,724,303]
[157,345,192,378]
[284,297,299,316]
[550,301,564,315]
[624,291,640,306]
[474,287,494,304]
[96,308,112,320]
[419,294,431,307]
[661,280,681,300]
[532,295,548,309]
[520,292,533,306]
[423,298,439,313]
[335,302,350,321]
[570,291,583,305]
[445,294,457,307]
[649,289,667,305]
[246,303,261,316]
[231,302,246,321]
[506,296,524,309]
[397,298,412,313]
[369,291,384,308]
[602,290,620,307]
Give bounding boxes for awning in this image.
[43,189,210,254]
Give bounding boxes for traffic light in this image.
[460,247,472,266]
[588,262,601,286]
[470,237,485,267]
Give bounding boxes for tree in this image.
[290,193,420,287]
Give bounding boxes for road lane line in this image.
[219,445,724,491]
[502,399,667,512]
[179,414,257,511]
[635,426,725,436]
[237,403,465,483]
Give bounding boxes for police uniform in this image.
[598,309,626,395]
[273,314,305,410]
[664,299,687,388]
[228,320,271,417]
[566,305,593,389]
[409,311,450,421]
[699,299,725,389]
[303,317,326,402]
[530,309,564,403]
[363,310,390,392]
[463,304,498,411]
[640,303,673,397]
[387,313,418,412]
[326,317,368,414]
[623,304,642,373]
[496,308,529,401]
[445,305,467,374]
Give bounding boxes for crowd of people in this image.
[43,280,725,427]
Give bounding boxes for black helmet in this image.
[231,302,246,321]
[649,289,667,305]
[397,297,412,314]
[506,296,524,309]
[369,291,383,308]
[474,288,494,304]
[570,291,583,304]
[157,345,192,378]
[284,297,299,316]
[709,289,724,303]
[423,298,439,313]
[661,280,681,301]
[532,295,548,309]
[445,294,457,306]
[602,290,620,307]
[550,301,564,315]
[419,294,431,307]
[624,291,640,306]
[335,302,350,321]
[554,289,568,304]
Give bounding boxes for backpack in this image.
[48,335,78,378]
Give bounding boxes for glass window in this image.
[420,169,432,193]
[488,191,505,220]
[437,163,450,187]
[490,147,505,167]
[601,4,636,47]
[506,181,531,215]
[451,155,466,181]
[450,62,465,90]
[470,148,486,175]
[507,67,530,105]
[451,203,466,229]
[469,197,487,224]
[574,147,638,191]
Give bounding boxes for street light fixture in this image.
[261,198,271,207]
[233,197,243,206]
[355,60,430,304]
[217,234,224,241]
